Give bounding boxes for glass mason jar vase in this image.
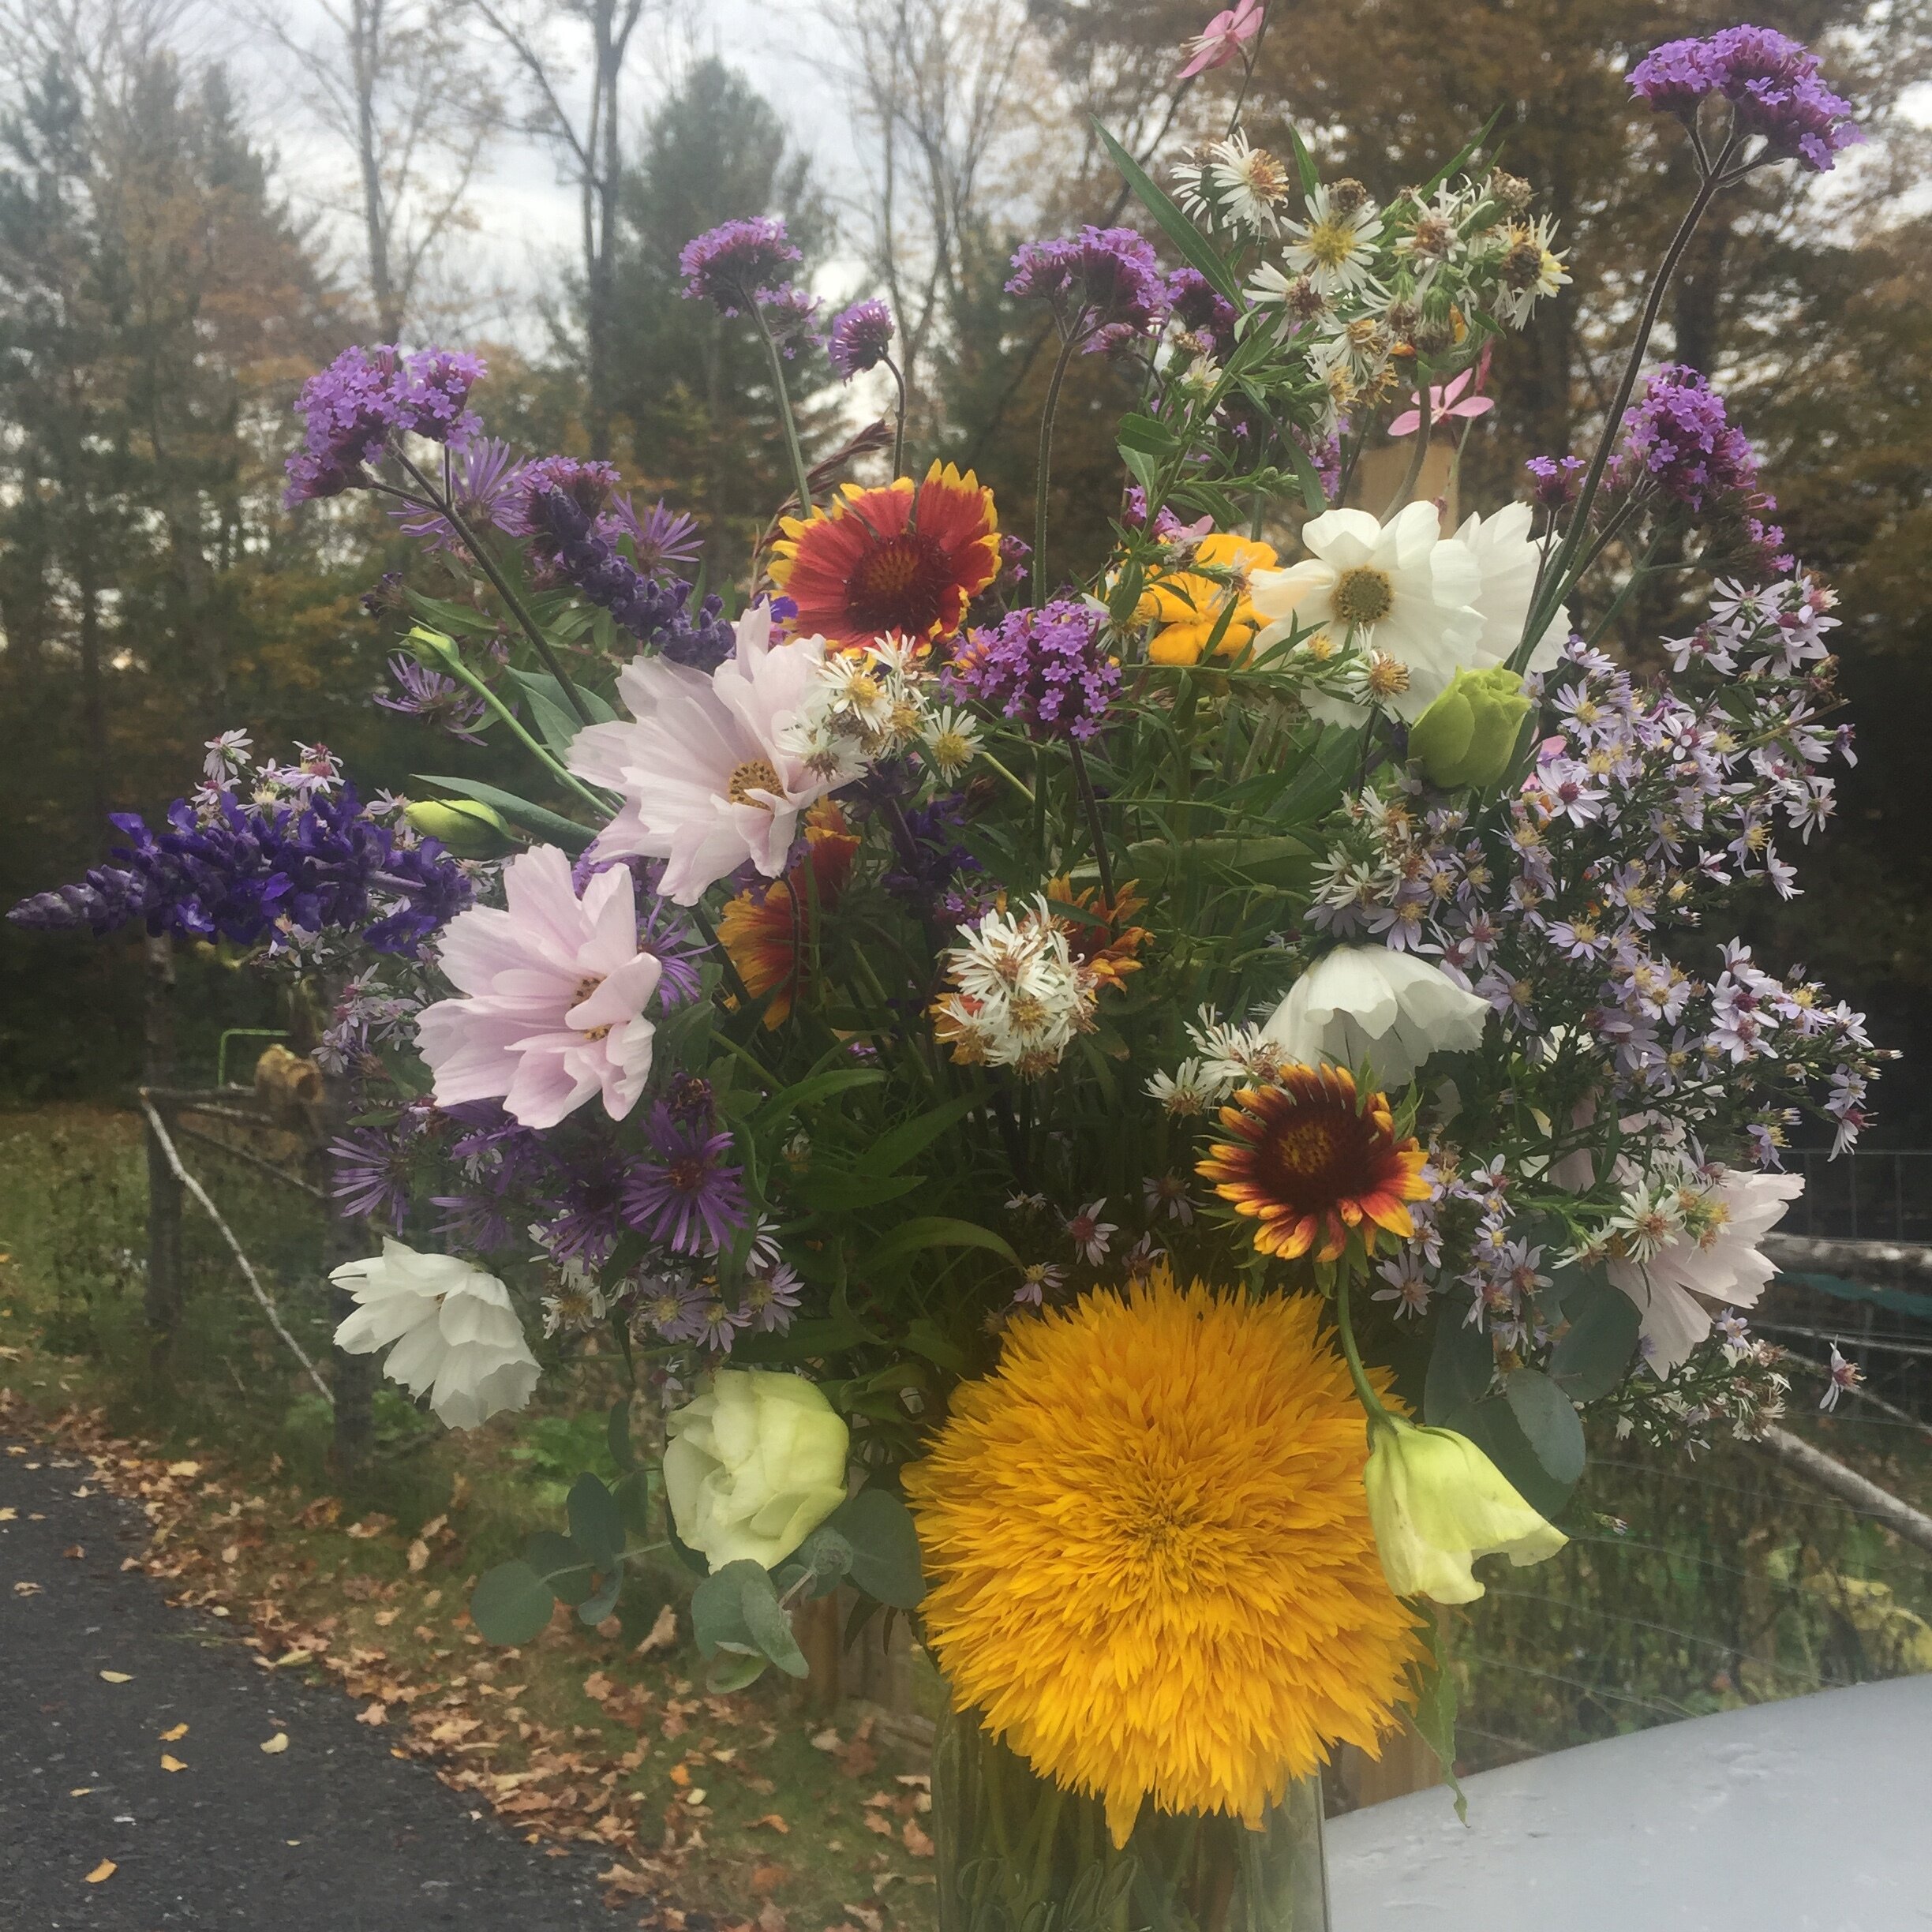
[930,1701,1330,1932]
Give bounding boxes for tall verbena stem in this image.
[754,304,815,520]
[1068,739,1116,903]
[1033,332,1080,610]
[882,352,911,481]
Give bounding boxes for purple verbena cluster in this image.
[1525,454,1585,512]
[948,600,1121,742]
[1629,26,1861,172]
[825,298,896,381]
[285,343,484,505]
[679,216,803,317]
[1006,227,1172,353]
[1166,267,1238,353]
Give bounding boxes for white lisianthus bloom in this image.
[1262,945,1490,1088]
[1249,503,1483,725]
[331,1240,538,1431]
[416,844,663,1130]
[1455,504,1570,675]
[1608,1166,1805,1376]
[663,1369,850,1570]
[567,601,840,904]
[1364,1415,1567,1604]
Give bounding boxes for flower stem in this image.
[1067,739,1117,902]
[408,628,612,816]
[1032,331,1080,609]
[882,352,911,481]
[388,457,595,727]
[754,305,814,519]
[1334,1268,1395,1428]
[1222,3,1271,141]
[1515,149,1735,668]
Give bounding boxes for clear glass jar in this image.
[930,1700,1330,1932]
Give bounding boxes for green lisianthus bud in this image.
[1363,1414,1567,1604]
[403,797,516,858]
[1408,666,1530,790]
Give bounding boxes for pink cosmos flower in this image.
[567,601,838,904]
[1388,352,1496,438]
[416,844,664,1129]
[1178,0,1264,78]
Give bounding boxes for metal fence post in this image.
[140,934,184,1367]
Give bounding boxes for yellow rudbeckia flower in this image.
[1136,532,1278,665]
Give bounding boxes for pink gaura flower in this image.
[416,844,664,1129]
[1178,0,1264,78]
[567,601,838,904]
[1388,350,1496,438]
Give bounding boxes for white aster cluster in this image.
[778,638,982,784]
[932,898,1097,1076]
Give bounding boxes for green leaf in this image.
[525,1529,593,1606]
[826,1488,925,1608]
[567,1473,624,1573]
[1503,1367,1586,1486]
[784,1526,856,1598]
[1119,442,1162,501]
[1271,724,1365,826]
[751,1066,886,1135]
[577,1571,623,1627]
[470,1560,556,1645]
[1284,122,1320,198]
[1118,412,1182,455]
[1280,427,1330,514]
[515,676,582,756]
[1444,1395,1573,1522]
[1424,1309,1496,1425]
[706,1649,770,1693]
[416,775,592,850]
[691,1560,807,1679]
[738,1571,810,1678]
[405,588,498,636]
[607,1396,635,1473]
[506,665,615,725]
[863,1091,984,1176]
[859,1215,1017,1277]
[1093,120,1242,304]
[794,1168,927,1214]
[1411,1618,1468,1822]
[1547,1277,1641,1403]
[904,1316,968,1375]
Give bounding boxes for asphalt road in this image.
[0,1443,614,1930]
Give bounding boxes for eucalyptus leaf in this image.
[470,1560,556,1646]
[825,1488,925,1608]
[1547,1277,1642,1403]
[525,1529,593,1606]
[1503,1367,1587,1485]
[567,1473,624,1573]
[1424,1308,1496,1425]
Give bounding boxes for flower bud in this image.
[663,1369,850,1570]
[1407,666,1530,790]
[1363,1414,1567,1604]
[403,797,516,858]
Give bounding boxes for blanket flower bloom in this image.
[415,844,665,1129]
[567,602,838,902]
[906,1271,1421,1846]
[331,1239,538,1430]
[718,804,861,1026]
[1363,1415,1567,1604]
[768,462,999,648]
[663,1369,851,1569]
[1199,1064,1430,1260]
[1262,946,1490,1089]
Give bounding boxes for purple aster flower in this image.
[661,1072,717,1125]
[328,1125,416,1230]
[391,437,527,549]
[611,496,702,572]
[1006,227,1171,354]
[679,217,802,316]
[374,654,488,743]
[1166,267,1237,351]
[742,1262,803,1335]
[825,298,895,380]
[695,1294,750,1354]
[635,1274,708,1342]
[541,1153,635,1267]
[948,600,1121,742]
[1629,28,1860,173]
[623,1106,746,1254]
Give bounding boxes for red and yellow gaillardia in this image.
[1198,1063,1429,1261]
[717,803,860,1027]
[904,1270,1422,1846]
[768,461,999,649]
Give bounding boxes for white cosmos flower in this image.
[1607,1166,1804,1376]
[1250,503,1483,724]
[1455,504,1571,676]
[331,1240,539,1431]
[567,600,839,904]
[1262,945,1491,1089]
[416,844,663,1130]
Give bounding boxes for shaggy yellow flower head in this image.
[904,1271,1422,1845]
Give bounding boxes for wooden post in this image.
[141,934,185,1366]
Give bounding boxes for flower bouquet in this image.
[12,19,1884,1930]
